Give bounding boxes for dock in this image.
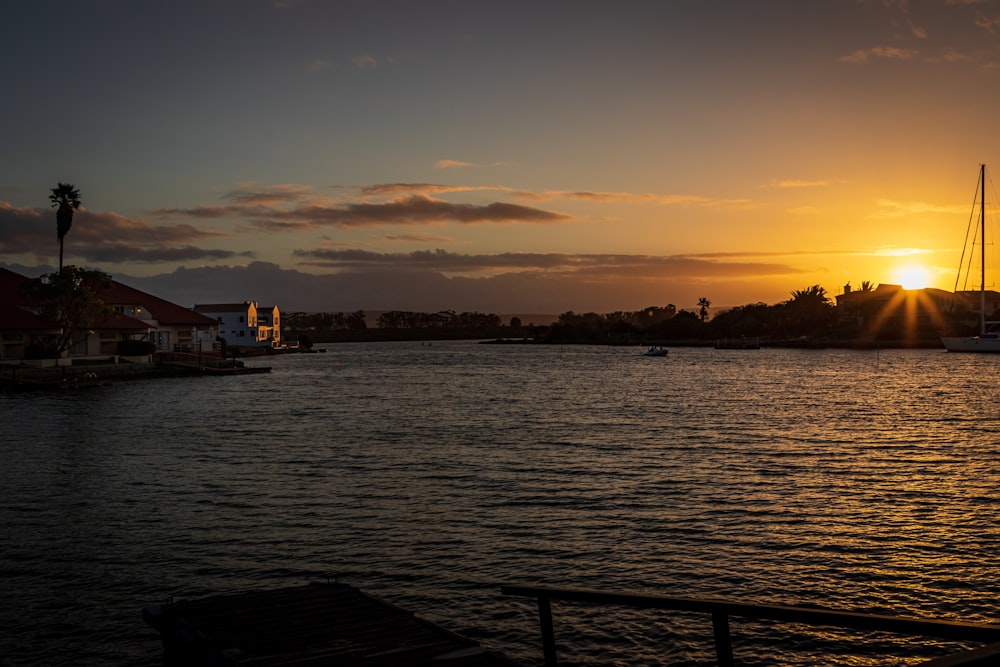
[161,360,272,375]
[143,582,525,666]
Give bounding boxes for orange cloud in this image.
[351,54,378,70]
[840,46,919,63]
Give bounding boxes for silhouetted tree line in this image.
[374,310,502,329]
[545,286,840,344]
[280,283,959,346]
[283,310,369,332]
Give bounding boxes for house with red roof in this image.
[0,268,63,361]
[97,280,218,352]
[0,268,217,362]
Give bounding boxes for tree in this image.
[22,266,113,358]
[784,285,835,337]
[697,297,712,322]
[788,284,831,307]
[49,183,81,272]
[345,310,367,330]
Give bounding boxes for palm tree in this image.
[697,297,711,322]
[49,183,81,272]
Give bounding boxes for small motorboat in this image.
[642,346,668,357]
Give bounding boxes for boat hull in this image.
[941,336,1000,352]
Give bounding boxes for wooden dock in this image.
[143,582,525,666]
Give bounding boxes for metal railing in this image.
[501,585,1000,666]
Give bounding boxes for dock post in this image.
[537,596,559,667]
[712,611,735,667]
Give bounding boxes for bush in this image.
[117,340,157,355]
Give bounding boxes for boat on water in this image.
[642,346,668,356]
[942,164,1000,352]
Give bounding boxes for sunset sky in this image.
[4,0,1000,314]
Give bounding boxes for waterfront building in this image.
[0,267,217,362]
[834,283,965,343]
[194,301,281,347]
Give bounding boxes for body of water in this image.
[3,342,1000,666]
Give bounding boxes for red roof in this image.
[100,281,217,327]
[0,268,215,332]
[0,303,61,331]
[0,268,34,308]
[0,269,61,330]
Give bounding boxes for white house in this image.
[256,305,281,346]
[194,301,280,347]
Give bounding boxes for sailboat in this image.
[941,164,1000,352]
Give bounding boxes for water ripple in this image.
[3,345,1000,665]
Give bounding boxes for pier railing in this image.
[501,585,1000,666]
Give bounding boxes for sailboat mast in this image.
[981,163,987,335]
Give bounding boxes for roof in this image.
[0,269,61,331]
[0,303,61,331]
[100,281,217,326]
[0,268,34,308]
[194,302,255,314]
[0,268,214,331]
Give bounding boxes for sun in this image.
[894,265,930,290]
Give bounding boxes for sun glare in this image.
[895,266,930,290]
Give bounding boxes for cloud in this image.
[359,184,690,205]
[436,160,475,169]
[767,179,830,188]
[351,54,378,70]
[223,183,316,205]
[513,189,750,207]
[0,200,235,264]
[158,183,573,230]
[157,181,754,234]
[357,183,511,197]
[154,205,242,219]
[380,233,454,243]
[257,195,571,229]
[310,59,333,72]
[84,245,254,263]
[291,247,801,282]
[941,48,971,63]
[976,11,1000,34]
[872,246,934,257]
[435,159,506,169]
[840,46,919,63]
[874,198,967,216]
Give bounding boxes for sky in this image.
[4,0,1000,315]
